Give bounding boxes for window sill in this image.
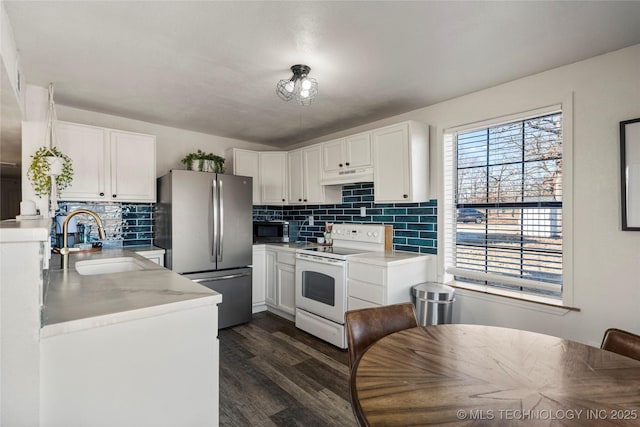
[448,281,580,315]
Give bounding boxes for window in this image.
[444,110,564,300]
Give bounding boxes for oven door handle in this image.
[296,253,343,264]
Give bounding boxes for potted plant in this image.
[181,149,225,173]
[27,146,74,197]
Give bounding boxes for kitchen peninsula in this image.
[0,219,222,427]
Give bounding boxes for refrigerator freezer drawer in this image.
[186,268,252,329]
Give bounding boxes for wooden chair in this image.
[345,303,418,369]
[601,328,640,362]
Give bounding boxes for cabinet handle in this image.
[345,162,350,166]
[403,194,408,199]
[339,163,343,167]
[99,192,104,197]
[303,199,307,202]
[282,198,285,202]
[112,194,117,198]
[298,198,302,202]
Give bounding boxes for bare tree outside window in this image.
[454,113,563,297]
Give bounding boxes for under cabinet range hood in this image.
[320,166,373,185]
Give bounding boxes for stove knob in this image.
[373,232,379,237]
[367,232,372,237]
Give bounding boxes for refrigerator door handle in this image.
[191,272,251,282]
[211,179,218,261]
[218,178,224,262]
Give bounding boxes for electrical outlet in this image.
[309,215,314,226]
[360,207,366,217]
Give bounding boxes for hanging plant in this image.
[27,146,74,197]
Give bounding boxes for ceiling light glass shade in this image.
[295,77,317,106]
[276,78,297,101]
[276,64,318,105]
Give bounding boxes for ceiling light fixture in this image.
[276,64,318,106]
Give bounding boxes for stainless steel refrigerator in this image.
[155,170,253,328]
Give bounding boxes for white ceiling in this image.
[4,1,640,153]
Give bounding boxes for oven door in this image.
[295,254,346,324]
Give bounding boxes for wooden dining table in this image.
[350,324,640,426]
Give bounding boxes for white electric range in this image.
[294,223,387,348]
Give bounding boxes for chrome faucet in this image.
[59,209,107,270]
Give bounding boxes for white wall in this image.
[295,44,640,347]
[0,0,24,112]
[55,105,277,177]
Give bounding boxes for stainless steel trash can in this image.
[412,282,455,326]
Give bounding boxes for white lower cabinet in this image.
[134,248,165,267]
[251,245,268,313]
[0,222,49,426]
[260,246,296,321]
[347,255,434,310]
[276,261,295,315]
[264,249,277,307]
[40,304,219,427]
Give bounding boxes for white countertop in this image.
[42,248,222,337]
[254,242,317,252]
[0,218,51,242]
[348,250,432,266]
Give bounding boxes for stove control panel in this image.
[332,223,386,244]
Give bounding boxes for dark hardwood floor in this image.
[219,311,356,426]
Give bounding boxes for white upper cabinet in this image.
[259,152,288,205]
[227,148,261,204]
[109,131,156,202]
[56,121,156,203]
[345,132,373,169]
[322,139,345,173]
[372,121,429,203]
[321,132,373,184]
[288,145,341,205]
[226,149,287,205]
[288,149,304,204]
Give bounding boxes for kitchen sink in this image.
[75,257,149,275]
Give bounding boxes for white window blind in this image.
[444,111,563,298]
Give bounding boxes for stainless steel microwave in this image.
[253,220,299,243]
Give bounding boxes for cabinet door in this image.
[287,149,304,204]
[110,131,156,202]
[252,246,267,309]
[264,249,277,307]
[233,149,261,204]
[322,139,345,172]
[345,132,372,168]
[259,152,287,204]
[303,145,325,203]
[276,262,296,315]
[373,123,410,202]
[56,122,107,201]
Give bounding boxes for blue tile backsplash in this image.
[253,182,437,254]
[55,202,154,248]
[54,183,436,254]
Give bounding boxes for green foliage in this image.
[27,146,74,197]
[181,149,225,173]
